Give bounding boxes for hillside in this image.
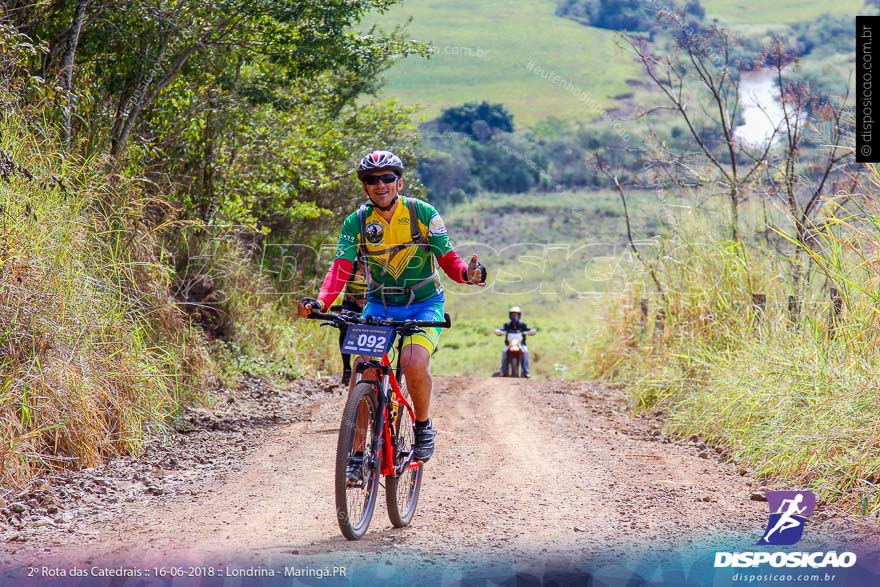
[367,0,863,124]
[704,0,863,25]
[367,0,638,125]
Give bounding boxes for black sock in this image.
[415,418,430,428]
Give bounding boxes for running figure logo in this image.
[759,491,816,546]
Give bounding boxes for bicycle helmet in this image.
[357,150,404,180]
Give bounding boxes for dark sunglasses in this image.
[363,173,399,186]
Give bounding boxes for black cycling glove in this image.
[300,297,323,312]
[466,258,487,284]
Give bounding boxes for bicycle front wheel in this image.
[386,379,423,527]
[336,381,380,540]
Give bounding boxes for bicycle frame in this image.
[354,336,421,477]
[307,307,450,539]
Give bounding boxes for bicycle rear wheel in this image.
[385,379,423,527]
[336,381,380,540]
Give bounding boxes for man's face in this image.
[362,170,403,209]
[510,312,521,322]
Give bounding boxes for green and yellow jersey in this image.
[342,258,367,307]
[334,196,455,305]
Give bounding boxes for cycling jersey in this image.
[342,258,368,307]
[334,196,458,306]
[317,196,471,313]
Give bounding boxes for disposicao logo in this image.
[759,490,815,546]
[714,490,857,569]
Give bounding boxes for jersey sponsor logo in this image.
[366,221,384,244]
[398,216,410,224]
[428,213,447,236]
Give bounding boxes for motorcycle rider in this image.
[494,306,537,377]
[298,150,487,463]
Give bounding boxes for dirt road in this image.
[3,377,877,584]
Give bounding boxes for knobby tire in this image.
[335,382,380,540]
[508,354,523,378]
[385,378,423,527]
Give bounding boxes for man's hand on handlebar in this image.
[297,297,323,318]
[466,253,487,287]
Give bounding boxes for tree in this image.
[9,0,425,164]
[3,0,429,246]
[437,101,514,141]
[59,0,88,153]
[756,43,857,316]
[624,21,773,243]
[624,19,860,318]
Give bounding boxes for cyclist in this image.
[494,306,536,378]
[298,150,487,462]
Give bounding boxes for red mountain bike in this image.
[307,309,452,540]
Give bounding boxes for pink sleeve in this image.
[438,251,469,284]
[318,258,354,310]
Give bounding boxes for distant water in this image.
[734,68,786,147]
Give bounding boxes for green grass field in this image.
[367,0,639,125]
[702,0,863,25]
[427,187,792,378]
[367,0,862,125]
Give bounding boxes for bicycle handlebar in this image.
[306,310,452,329]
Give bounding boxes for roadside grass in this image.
[0,118,333,487]
[580,204,880,514]
[0,121,214,485]
[169,232,337,383]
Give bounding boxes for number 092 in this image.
[357,334,386,349]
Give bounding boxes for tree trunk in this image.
[109,40,200,165]
[201,94,217,221]
[60,0,88,153]
[730,184,739,243]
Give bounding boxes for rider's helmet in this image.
[509,306,522,322]
[357,150,404,180]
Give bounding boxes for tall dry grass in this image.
[0,119,213,486]
[584,203,880,514]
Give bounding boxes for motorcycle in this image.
[493,328,537,378]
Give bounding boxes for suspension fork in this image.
[371,365,396,477]
[360,336,410,477]
[394,333,406,383]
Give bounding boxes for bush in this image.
[583,204,880,514]
[556,0,705,32]
[419,116,647,203]
[437,101,515,141]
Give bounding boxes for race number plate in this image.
[341,324,395,358]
